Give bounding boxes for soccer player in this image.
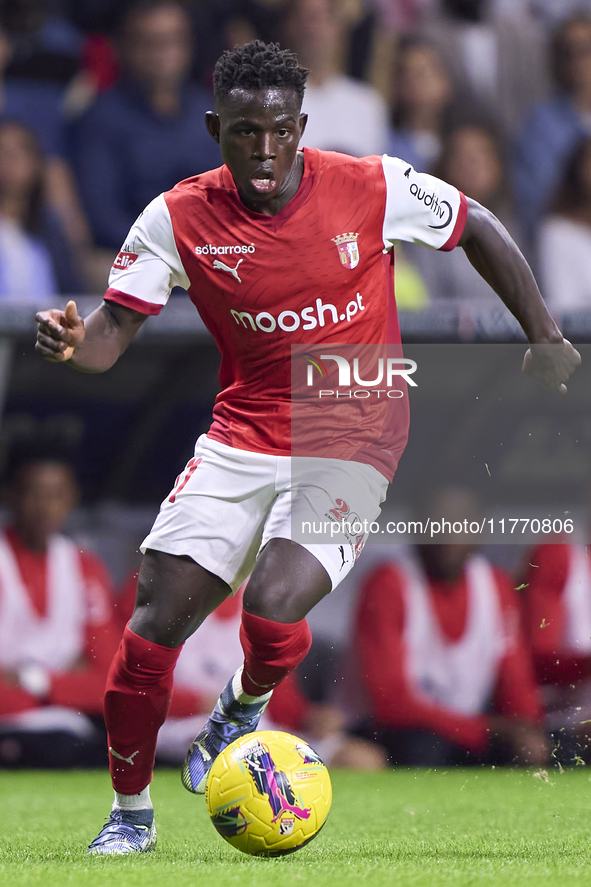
[35,41,580,854]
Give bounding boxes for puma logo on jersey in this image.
[110,747,140,765]
[213,258,243,283]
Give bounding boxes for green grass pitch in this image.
[2,767,591,886]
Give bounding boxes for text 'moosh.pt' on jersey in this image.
[105,148,467,481]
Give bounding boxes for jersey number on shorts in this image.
[169,457,202,503]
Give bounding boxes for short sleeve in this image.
[104,193,190,315]
[381,156,468,252]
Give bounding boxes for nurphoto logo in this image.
[303,351,417,399]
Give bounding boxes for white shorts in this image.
[141,435,388,592]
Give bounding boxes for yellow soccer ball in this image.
[205,730,332,857]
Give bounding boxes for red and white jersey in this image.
[398,556,507,716]
[354,555,541,752]
[0,531,87,672]
[0,527,120,718]
[561,545,591,654]
[106,148,467,479]
[523,543,591,678]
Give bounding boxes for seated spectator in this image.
[352,488,548,767]
[514,12,591,246]
[387,37,456,173]
[0,23,71,161]
[0,440,120,768]
[538,137,591,312]
[422,0,548,134]
[282,0,389,156]
[116,573,385,770]
[0,119,82,298]
[2,0,82,91]
[405,120,521,302]
[521,542,591,764]
[69,0,220,251]
[0,15,99,292]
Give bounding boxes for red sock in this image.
[239,610,312,696]
[104,625,182,794]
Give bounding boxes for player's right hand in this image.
[35,299,85,362]
[522,338,582,394]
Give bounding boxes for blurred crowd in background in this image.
[1,0,591,774]
[0,0,589,308]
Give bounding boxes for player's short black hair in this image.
[213,40,309,107]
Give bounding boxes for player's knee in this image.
[128,575,182,646]
[244,540,331,623]
[128,601,174,646]
[242,579,305,624]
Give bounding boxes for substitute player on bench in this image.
[35,41,580,854]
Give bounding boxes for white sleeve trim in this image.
[107,193,190,309]
[381,155,463,251]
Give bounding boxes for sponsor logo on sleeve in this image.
[113,251,139,270]
[408,181,453,229]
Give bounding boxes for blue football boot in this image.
[181,670,272,794]
[87,807,156,855]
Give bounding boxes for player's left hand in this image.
[35,299,85,363]
[522,338,581,394]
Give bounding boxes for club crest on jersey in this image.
[332,232,359,270]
